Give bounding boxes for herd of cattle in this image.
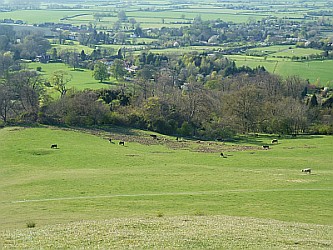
[50,135,312,174]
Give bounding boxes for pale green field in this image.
[272,48,324,58]
[0,126,332,248]
[0,0,322,28]
[0,10,95,24]
[229,55,333,86]
[50,43,94,55]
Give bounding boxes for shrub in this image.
[157,211,164,217]
[26,221,36,228]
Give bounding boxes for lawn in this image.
[0,126,332,248]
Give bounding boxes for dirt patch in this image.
[50,126,260,153]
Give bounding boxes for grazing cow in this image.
[262,145,270,150]
[51,144,57,149]
[302,168,311,174]
[220,152,227,158]
[119,141,125,146]
[271,139,278,144]
[150,134,157,139]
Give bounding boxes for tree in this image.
[50,70,72,98]
[93,62,109,82]
[51,48,58,61]
[110,59,126,80]
[129,18,137,29]
[9,70,46,122]
[80,50,86,61]
[0,35,10,51]
[136,65,155,99]
[68,50,80,70]
[0,84,14,123]
[19,34,51,60]
[224,85,265,133]
[117,10,127,22]
[0,52,14,79]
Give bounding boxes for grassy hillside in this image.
[0,126,332,248]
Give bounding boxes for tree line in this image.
[1,43,332,137]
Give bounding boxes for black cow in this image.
[119,141,125,146]
[302,168,311,174]
[271,139,278,144]
[262,145,270,150]
[150,134,157,139]
[51,144,57,149]
[220,152,227,158]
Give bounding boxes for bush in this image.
[26,221,36,228]
[309,124,333,135]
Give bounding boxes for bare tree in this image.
[50,70,72,98]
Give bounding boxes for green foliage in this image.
[110,59,126,80]
[93,62,109,82]
[310,124,333,135]
[178,121,193,136]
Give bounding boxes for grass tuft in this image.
[26,221,36,228]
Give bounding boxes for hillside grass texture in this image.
[0,126,332,248]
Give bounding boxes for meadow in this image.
[0,0,329,28]
[228,55,333,86]
[26,62,120,95]
[0,126,332,248]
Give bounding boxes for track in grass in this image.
[8,188,333,204]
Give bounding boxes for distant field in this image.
[229,55,333,86]
[50,43,95,55]
[0,0,328,28]
[0,10,95,25]
[247,46,323,57]
[0,126,332,247]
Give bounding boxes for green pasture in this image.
[247,46,323,57]
[0,10,95,25]
[0,126,332,247]
[50,43,94,55]
[0,0,319,28]
[25,62,118,93]
[0,126,332,227]
[229,55,333,86]
[272,48,323,58]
